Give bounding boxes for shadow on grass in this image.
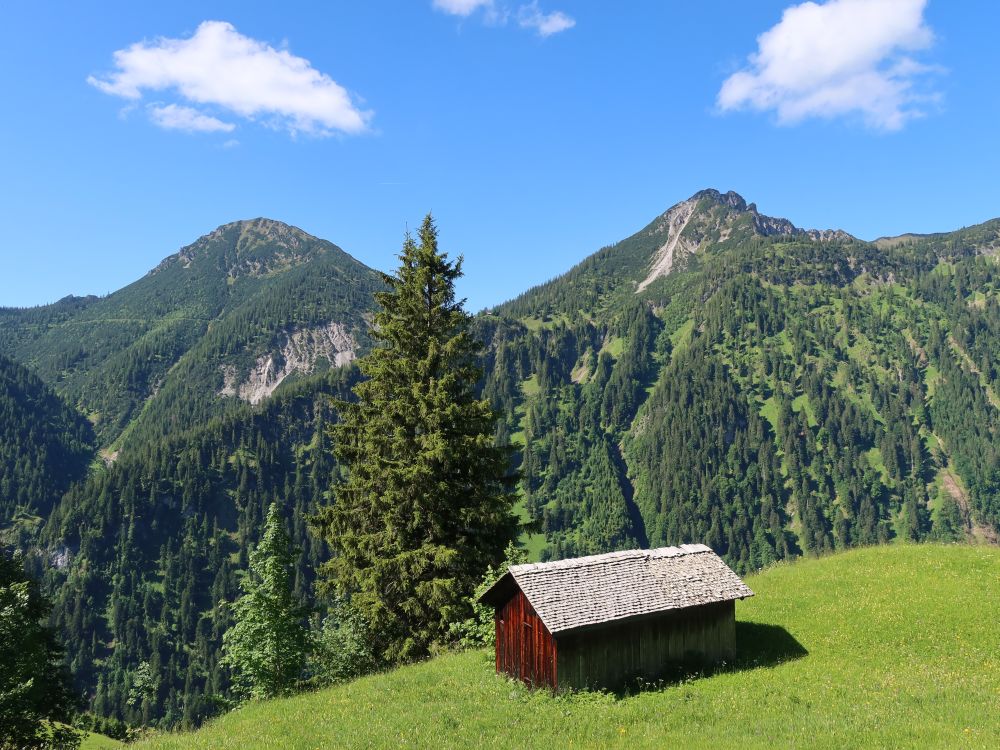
[734,621,808,669]
[602,622,807,698]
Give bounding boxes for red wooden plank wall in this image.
[495,590,557,689]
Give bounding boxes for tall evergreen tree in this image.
[222,502,310,701]
[313,215,518,662]
[1,551,79,750]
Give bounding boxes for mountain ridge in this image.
[153,218,344,281]
[496,187,863,319]
[0,218,383,447]
[481,189,1000,565]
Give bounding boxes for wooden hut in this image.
[479,544,753,690]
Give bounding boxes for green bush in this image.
[449,542,526,649]
[306,598,381,687]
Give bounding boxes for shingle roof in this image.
[479,544,753,635]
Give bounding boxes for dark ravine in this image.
[611,440,647,549]
[0,352,95,528]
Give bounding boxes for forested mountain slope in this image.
[41,369,356,728]
[480,189,1000,566]
[0,219,383,447]
[0,352,94,531]
[0,219,382,727]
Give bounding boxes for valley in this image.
[3,189,1000,731]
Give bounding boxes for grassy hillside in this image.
[136,544,999,749]
[44,724,122,749]
[78,730,121,750]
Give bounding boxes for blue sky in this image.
[2,1,998,311]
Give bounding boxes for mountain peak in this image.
[202,217,319,255]
[212,217,315,241]
[154,217,333,279]
[690,188,748,211]
[636,189,852,291]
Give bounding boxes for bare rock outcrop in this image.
[637,198,699,292]
[218,321,357,405]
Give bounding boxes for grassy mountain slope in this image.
[135,544,1000,749]
[0,352,94,529]
[80,732,122,750]
[0,219,382,447]
[478,190,1000,566]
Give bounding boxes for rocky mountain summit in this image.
[498,188,857,318]
[638,189,852,290]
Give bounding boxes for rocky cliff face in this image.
[219,321,358,405]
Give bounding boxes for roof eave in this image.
[477,571,519,608]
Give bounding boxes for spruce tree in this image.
[0,550,79,750]
[222,502,310,700]
[313,215,517,662]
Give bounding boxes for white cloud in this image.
[89,21,371,136]
[148,103,235,133]
[717,0,939,131]
[432,1,573,36]
[433,0,494,16]
[518,2,575,37]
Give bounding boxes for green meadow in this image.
[79,731,123,750]
[137,544,999,749]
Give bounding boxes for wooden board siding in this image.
[555,600,735,691]
[495,590,557,689]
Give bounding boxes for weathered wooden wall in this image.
[495,590,557,688]
[555,600,735,690]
